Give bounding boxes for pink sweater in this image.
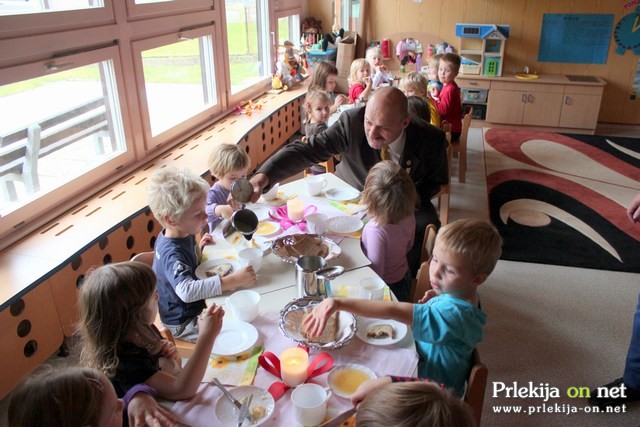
[361,214,416,283]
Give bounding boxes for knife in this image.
[319,407,357,427]
[210,378,256,423]
[237,393,253,427]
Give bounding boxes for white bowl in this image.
[262,183,280,201]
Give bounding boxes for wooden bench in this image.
[0,97,112,202]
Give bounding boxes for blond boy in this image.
[398,71,441,127]
[304,219,502,396]
[148,167,256,342]
[206,143,251,232]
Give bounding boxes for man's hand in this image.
[249,173,269,203]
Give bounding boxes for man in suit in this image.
[249,87,448,275]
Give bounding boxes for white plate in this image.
[325,187,360,202]
[255,221,281,236]
[326,216,364,234]
[355,317,408,346]
[212,320,259,356]
[214,385,274,427]
[195,259,241,280]
[328,364,377,399]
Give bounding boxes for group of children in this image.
[7,51,494,426]
[302,48,463,144]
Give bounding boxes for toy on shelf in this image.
[456,23,510,76]
[235,99,264,117]
[301,17,324,46]
[321,24,345,51]
[396,38,423,72]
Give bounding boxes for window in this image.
[225,0,271,97]
[0,45,133,234]
[0,0,301,247]
[335,0,360,32]
[132,26,221,148]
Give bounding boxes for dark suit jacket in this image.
[258,106,448,211]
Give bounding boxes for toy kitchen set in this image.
[455,23,605,134]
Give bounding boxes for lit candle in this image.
[280,347,308,387]
[287,199,305,222]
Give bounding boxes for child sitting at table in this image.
[398,71,440,127]
[360,160,416,302]
[426,54,443,101]
[366,46,393,90]
[431,53,463,140]
[206,143,251,233]
[407,95,431,124]
[78,261,226,400]
[308,61,348,114]
[148,167,256,342]
[303,89,332,138]
[348,58,372,104]
[353,377,475,427]
[303,218,502,397]
[7,366,177,427]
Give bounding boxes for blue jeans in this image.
[165,316,199,343]
[623,293,640,389]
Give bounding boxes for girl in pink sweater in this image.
[360,160,417,302]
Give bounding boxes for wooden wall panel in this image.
[0,281,63,399]
[306,0,640,124]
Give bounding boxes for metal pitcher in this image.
[222,178,259,242]
[296,256,327,298]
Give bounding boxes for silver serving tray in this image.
[278,296,357,350]
[271,234,341,264]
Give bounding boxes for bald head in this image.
[363,87,410,150]
[367,87,408,122]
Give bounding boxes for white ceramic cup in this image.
[306,213,328,235]
[305,175,328,196]
[262,182,280,201]
[225,290,260,323]
[359,277,386,300]
[238,247,263,272]
[291,383,331,426]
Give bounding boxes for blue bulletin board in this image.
[538,14,614,64]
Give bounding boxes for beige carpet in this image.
[451,127,640,426]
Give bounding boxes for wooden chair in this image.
[420,223,438,267]
[464,348,488,427]
[451,106,473,183]
[411,260,431,303]
[431,121,452,225]
[130,251,196,357]
[304,156,335,177]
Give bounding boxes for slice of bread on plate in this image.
[366,324,395,339]
[301,311,339,344]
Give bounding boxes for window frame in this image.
[0,44,135,239]
[0,0,115,39]
[131,24,224,151]
[125,0,214,21]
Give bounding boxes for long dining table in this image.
[170,173,419,427]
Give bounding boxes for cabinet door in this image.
[522,91,563,127]
[486,89,525,124]
[559,94,601,129]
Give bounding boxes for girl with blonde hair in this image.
[348,58,372,104]
[78,261,225,401]
[361,160,417,302]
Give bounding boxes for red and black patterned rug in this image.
[484,128,640,272]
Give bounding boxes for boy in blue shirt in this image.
[147,167,256,342]
[304,219,502,396]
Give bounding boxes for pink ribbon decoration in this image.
[258,347,334,400]
[268,204,317,232]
